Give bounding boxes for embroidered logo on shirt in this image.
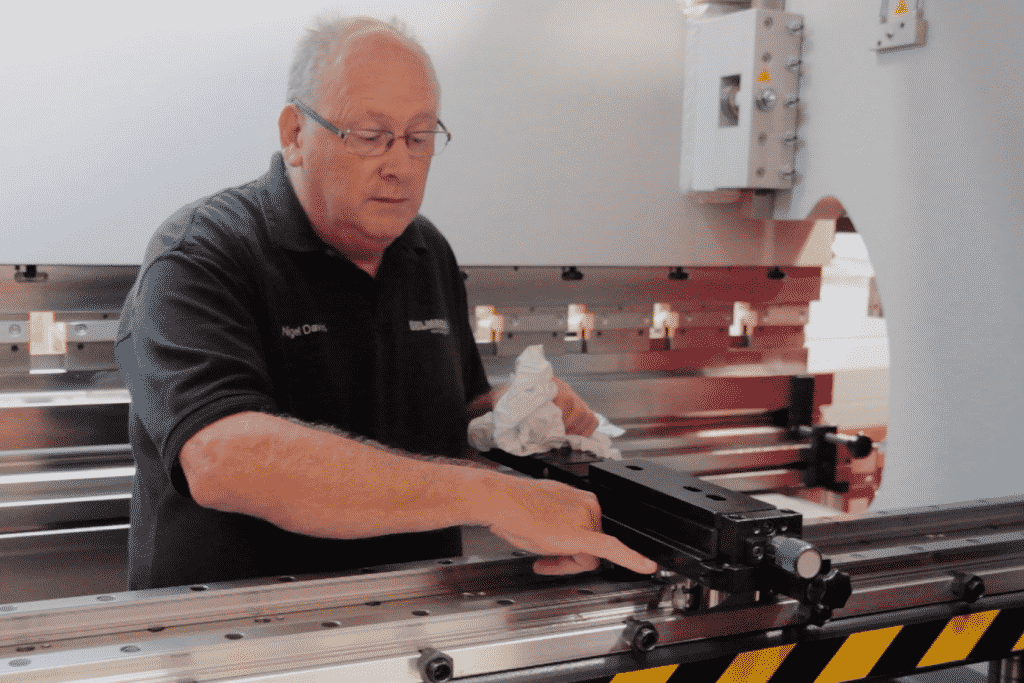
[282,323,329,339]
[409,319,450,335]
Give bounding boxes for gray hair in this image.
[286,15,440,109]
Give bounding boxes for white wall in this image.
[1,0,827,267]
[783,0,1024,509]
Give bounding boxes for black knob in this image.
[418,648,454,683]
[820,569,853,610]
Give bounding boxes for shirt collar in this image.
[262,152,428,258]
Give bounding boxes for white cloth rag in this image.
[467,344,623,459]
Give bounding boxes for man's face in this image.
[294,36,437,261]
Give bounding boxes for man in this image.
[115,16,656,590]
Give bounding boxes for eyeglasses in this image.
[291,99,451,158]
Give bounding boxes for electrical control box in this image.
[683,8,805,192]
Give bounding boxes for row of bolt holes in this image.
[625,464,727,502]
[9,553,555,665]
[7,344,87,352]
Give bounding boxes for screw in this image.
[625,619,659,653]
[756,88,778,112]
[787,19,804,34]
[73,323,88,336]
[418,649,454,683]
[786,57,802,73]
[781,131,799,145]
[8,324,21,335]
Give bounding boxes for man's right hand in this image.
[472,473,658,576]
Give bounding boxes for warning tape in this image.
[606,606,1024,683]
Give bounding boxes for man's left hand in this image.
[552,377,598,437]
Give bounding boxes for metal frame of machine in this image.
[2,496,1022,682]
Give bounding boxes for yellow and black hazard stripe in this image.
[598,606,1024,683]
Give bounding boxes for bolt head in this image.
[756,89,778,112]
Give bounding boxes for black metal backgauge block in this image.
[588,460,847,614]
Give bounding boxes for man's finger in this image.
[533,554,600,575]
[584,531,659,575]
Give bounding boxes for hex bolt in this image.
[786,57,803,73]
[418,648,454,683]
[73,323,88,336]
[787,19,804,35]
[781,131,799,145]
[749,543,766,562]
[8,324,21,336]
[624,619,659,653]
[785,94,800,107]
[950,572,985,603]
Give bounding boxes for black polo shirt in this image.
[115,153,490,590]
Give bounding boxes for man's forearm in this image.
[278,415,496,470]
[180,410,659,576]
[180,411,494,539]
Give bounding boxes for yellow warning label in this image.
[758,69,771,83]
[814,626,903,683]
[719,643,795,683]
[894,1,909,15]
[611,665,679,683]
[918,610,1000,667]
[1015,628,1024,652]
